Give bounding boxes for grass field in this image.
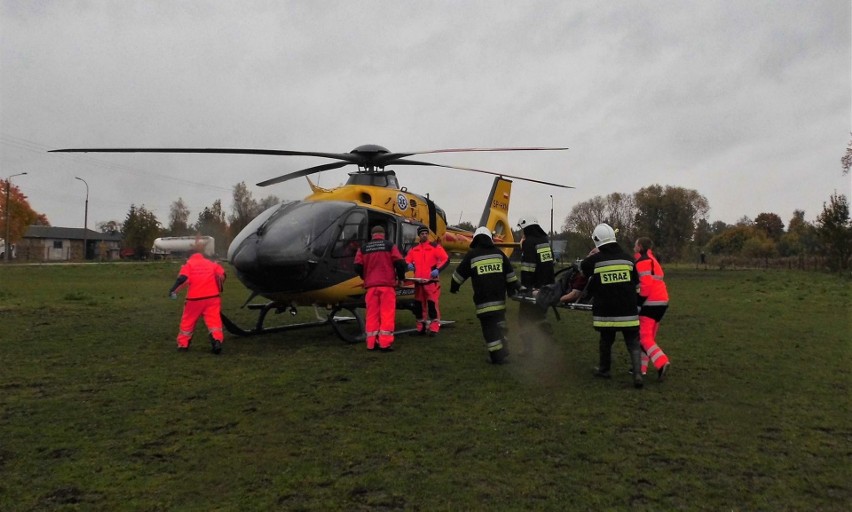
[0,262,850,511]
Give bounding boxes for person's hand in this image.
[430,269,439,279]
[169,291,177,300]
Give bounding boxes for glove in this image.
[430,269,439,279]
[169,291,177,300]
[407,263,415,271]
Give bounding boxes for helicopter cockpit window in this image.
[346,172,399,189]
[331,210,366,259]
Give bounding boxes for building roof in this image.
[24,225,123,242]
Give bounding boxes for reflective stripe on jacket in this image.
[580,243,639,329]
[635,249,669,306]
[354,234,406,288]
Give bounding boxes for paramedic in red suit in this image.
[405,225,450,336]
[634,237,671,381]
[354,225,407,351]
[168,250,226,354]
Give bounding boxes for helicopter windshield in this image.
[258,201,355,259]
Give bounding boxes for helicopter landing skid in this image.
[220,302,367,344]
[393,319,456,336]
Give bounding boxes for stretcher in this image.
[510,292,592,311]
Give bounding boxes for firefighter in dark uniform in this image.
[516,217,555,353]
[580,223,644,388]
[450,227,521,364]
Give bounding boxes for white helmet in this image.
[517,217,540,230]
[592,223,617,248]
[473,226,493,240]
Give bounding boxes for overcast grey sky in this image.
[1,0,850,236]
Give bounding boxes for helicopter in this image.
[51,144,572,342]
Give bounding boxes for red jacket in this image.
[178,253,226,299]
[405,240,449,279]
[634,249,669,306]
[354,234,406,288]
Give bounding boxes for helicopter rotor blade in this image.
[390,159,574,189]
[376,146,569,165]
[50,147,363,161]
[256,161,351,187]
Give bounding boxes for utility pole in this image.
[75,177,89,261]
[4,172,27,263]
[549,194,554,249]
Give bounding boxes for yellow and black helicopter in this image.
[51,144,571,342]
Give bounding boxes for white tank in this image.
[152,236,215,257]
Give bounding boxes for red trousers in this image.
[364,286,397,349]
[414,282,441,333]
[177,297,224,348]
[639,315,669,372]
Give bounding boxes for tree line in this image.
[556,186,850,272]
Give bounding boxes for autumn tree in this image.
[0,181,46,244]
[121,204,161,257]
[167,198,192,236]
[710,221,729,234]
[741,231,777,265]
[815,192,852,271]
[778,210,818,258]
[705,225,755,255]
[196,199,229,257]
[633,185,709,261]
[693,218,714,248]
[753,212,785,241]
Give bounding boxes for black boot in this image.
[209,334,222,355]
[489,339,509,364]
[630,348,643,389]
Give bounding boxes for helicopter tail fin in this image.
[477,177,516,253]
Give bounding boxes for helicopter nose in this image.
[228,236,258,273]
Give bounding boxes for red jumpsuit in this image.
[404,239,449,334]
[354,233,406,350]
[635,248,670,374]
[172,253,226,350]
